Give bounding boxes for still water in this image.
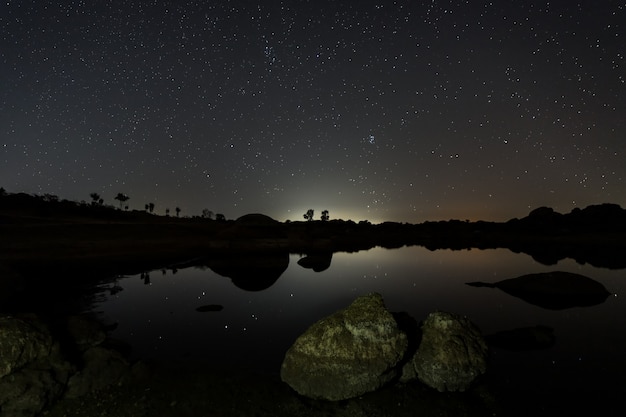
[95,246,626,414]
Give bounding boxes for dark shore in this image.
[2,192,626,282]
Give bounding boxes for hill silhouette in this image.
[1,190,626,282]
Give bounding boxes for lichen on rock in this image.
[280,293,408,401]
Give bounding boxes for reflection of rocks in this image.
[0,314,131,417]
[297,252,333,272]
[280,293,408,401]
[466,271,611,310]
[486,325,555,351]
[401,312,488,392]
[207,252,289,291]
[281,294,487,400]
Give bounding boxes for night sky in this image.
[1,1,624,223]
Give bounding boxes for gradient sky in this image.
[1,1,624,223]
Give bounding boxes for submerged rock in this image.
[402,311,487,392]
[195,304,224,312]
[466,271,611,310]
[280,293,408,401]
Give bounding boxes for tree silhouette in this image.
[215,213,225,221]
[175,207,181,217]
[303,209,314,221]
[202,209,214,219]
[90,193,101,205]
[165,208,170,216]
[321,209,330,221]
[114,193,129,209]
[145,203,149,212]
[148,202,155,213]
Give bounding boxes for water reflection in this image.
[205,252,289,291]
[296,252,333,272]
[92,246,626,416]
[466,271,611,310]
[485,325,555,351]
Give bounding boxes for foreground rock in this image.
[280,293,408,400]
[402,311,488,392]
[0,314,131,417]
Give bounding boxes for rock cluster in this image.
[281,293,487,400]
[0,314,130,417]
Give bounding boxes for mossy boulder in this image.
[280,293,408,400]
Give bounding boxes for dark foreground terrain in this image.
[44,361,500,417]
[2,192,626,416]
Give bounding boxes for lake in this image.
[93,246,626,415]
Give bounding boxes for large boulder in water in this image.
[402,311,487,392]
[280,293,408,400]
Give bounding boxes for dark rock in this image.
[280,293,408,401]
[65,346,130,399]
[0,315,53,378]
[0,315,73,417]
[65,314,107,351]
[0,368,64,417]
[402,311,487,392]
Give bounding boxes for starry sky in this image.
[1,1,624,223]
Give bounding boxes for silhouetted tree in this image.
[303,209,314,221]
[321,209,330,221]
[43,193,58,202]
[144,203,150,212]
[215,213,226,221]
[0,187,5,197]
[202,209,214,219]
[114,193,129,209]
[165,208,170,216]
[148,202,155,213]
[90,193,101,205]
[175,207,181,217]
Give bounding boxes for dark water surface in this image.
[94,247,626,415]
